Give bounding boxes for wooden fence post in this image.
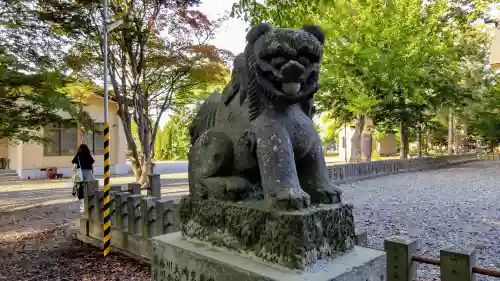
[128,183,141,195]
[440,247,476,281]
[384,236,417,281]
[127,194,142,236]
[114,192,129,231]
[140,197,156,238]
[147,174,161,199]
[90,190,104,240]
[155,199,175,235]
[82,180,98,220]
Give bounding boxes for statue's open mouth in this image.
[259,67,305,97]
[282,82,302,95]
[256,58,320,100]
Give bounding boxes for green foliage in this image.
[371,149,381,161]
[469,74,500,149]
[0,51,90,143]
[154,106,196,160]
[29,0,232,180]
[232,0,497,157]
[319,113,343,144]
[0,0,94,143]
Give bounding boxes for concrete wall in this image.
[377,133,397,156]
[0,139,8,158]
[6,95,128,179]
[338,120,397,159]
[328,153,478,183]
[338,126,355,161]
[489,25,500,68]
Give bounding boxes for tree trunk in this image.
[462,120,468,152]
[361,130,372,162]
[417,129,422,158]
[76,104,84,147]
[448,110,454,155]
[349,115,364,163]
[138,157,154,186]
[399,120,409,159]
[453,116,459,155]
[424,132,429,156]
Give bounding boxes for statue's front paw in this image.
[269,186,311,209]
[310,185,342,204]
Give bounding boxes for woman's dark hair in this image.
[78,144,91,155]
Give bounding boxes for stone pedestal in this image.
[179,198,356,269]
[151,232,386,281]
[150,197,387,281]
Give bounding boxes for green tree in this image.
[0,54,82,142]
[35,0,231,184]
[0,0,92,143]
[467,72,500,150]
[232,0,494,160]
[155,106,196,160]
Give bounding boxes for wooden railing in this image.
[385,236,500,281]
[327,153,478,183]
[77,177,181,260]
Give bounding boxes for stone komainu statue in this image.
[188,23,342,209]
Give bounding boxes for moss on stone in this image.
[179,197,356,270]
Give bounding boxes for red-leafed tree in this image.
[37,0,232,183]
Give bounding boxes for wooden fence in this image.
[77,153,498,266]
[77,176,182,260]
[77,176,368,260]
[385,236,500,281]
[477,152,500,161]
[327,153,478,183]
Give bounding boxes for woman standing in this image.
[72,144,95,213]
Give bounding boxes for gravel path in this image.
[342,160,500,281]
[1,161,499,280]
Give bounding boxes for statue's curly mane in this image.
[240,23,325,121]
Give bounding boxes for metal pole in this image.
[102,0,111,258]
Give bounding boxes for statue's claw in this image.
[269,186,311,210]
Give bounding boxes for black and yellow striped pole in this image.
[103,124,111,256]
[102,0,111,257]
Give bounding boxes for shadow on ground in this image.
[0,201,151,280]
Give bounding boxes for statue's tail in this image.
[189,92,221,145]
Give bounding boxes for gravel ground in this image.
[0,178,188,281]
[342,160,500,281]
[1,161,499,280]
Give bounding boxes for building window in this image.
[341,137,346,149]
[44,122,105,156]
[44,123,78,156]
[84,123,105,155]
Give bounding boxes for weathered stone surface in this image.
[179,197,355,269]
[151,232,386,281]
[187,23,341,210]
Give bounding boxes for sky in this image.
[198,0,249,55]
[159,0,249,128]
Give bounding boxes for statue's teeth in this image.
[282,83,301,95]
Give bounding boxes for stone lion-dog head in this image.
[242,23,325,120]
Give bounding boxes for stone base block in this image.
[127,234,151,259]
[79,219,89,236]
[111,229,128,250]
[89,221,103,240]
[179,197,355,269]
[152,232,386,281]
